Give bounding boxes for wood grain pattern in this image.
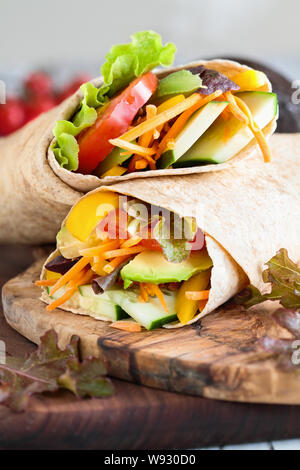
[2,246,300,449]
[3,258,300,406]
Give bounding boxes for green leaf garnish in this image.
[0,330,113,412]
[52,82,109,171]
[236,248,300,309]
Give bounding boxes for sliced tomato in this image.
[140,238,163,252]
[77,72,158,174]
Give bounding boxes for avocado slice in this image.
[156,70,202,98]
[94,146,133,177]
[159,101,228,169]
[57,226,87,259]
[120,250,212,285]
[107,288,178,330]
[173,91,278,167]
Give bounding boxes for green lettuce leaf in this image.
[53,31,176,171]
[102,31,176,96]
[52,83,109,171]
[235,249,300,309]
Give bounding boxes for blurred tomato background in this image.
[1,0,300,137]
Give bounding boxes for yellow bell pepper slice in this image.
[176,270,211,324]
[101,165,127,178]
[46,270,61,281]
[233,70,267,91]
[66,191,119,242]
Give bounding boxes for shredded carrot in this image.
[46,286,76,311]
[111,321,142,332]
[121,237,142,248]
[154,90,223,160]
[118,93,201,143]
[103,255,131,274]
[128,105,158,172]
[35,279,57,287]
[46,268,94,312]
[109,139,156,157]
[139,283,149,302]
[151,284,168,312]
[49,256,91,297]
[103,245,146,259]
[139,105,157,146]
[233,95,272,163]
[198,300,208,312]
[135,159,148,170]
[79,240,120,257]
[224,92,249,124]
[185,290,210,301]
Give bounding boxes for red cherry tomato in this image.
[58,74,92,103]
[0,98,26,136]
[25,96,57,123]
[77,72,158,174]
[24,72,53,97]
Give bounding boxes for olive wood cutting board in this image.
[2,258,300,405]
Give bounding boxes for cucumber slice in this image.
[107,288,177,330]
[158,101,228,169]
[78,284,128,321]
[174,91,278,167]
[46,286,66,300]
[46,285,128,321]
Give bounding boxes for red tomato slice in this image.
[140,238,163,252]
[77,72,158,174]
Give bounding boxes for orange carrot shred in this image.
[185,290,210,301]
[49,256,91,297]
[155,90,223,160]
[35,279,57,287]
[103,246,146,260]
[111,321,142,332]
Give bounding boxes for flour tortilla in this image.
[0,59,275,244]
[48,59,275,192]
[41,133,300,326]
[0,100,83,244]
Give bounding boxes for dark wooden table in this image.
[1,245,300,450]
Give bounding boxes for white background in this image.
[1,0,300,79]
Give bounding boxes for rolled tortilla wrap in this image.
[40,133,300,328]
[0,60,276,245]
[0,99,83,244]
[48,60,276,192]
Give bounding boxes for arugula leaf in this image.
[0,330,113,412]
[188,65,240,95]
[153,215,193,263]
[236,249,300,309]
